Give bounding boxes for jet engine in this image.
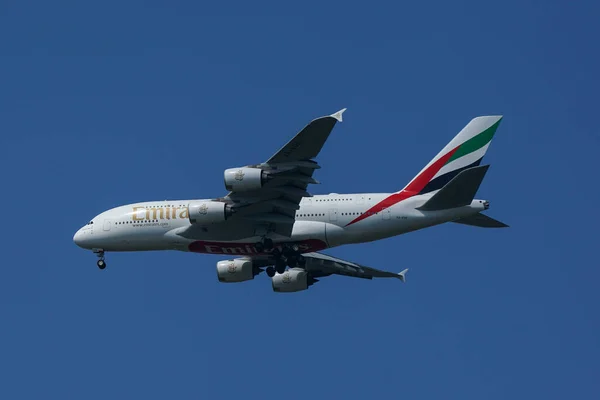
[216,258,259,283]
[271,268,317,293]
[224,167,268,192]
[188,200,233,224]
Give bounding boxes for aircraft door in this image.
[103,219,112,231]
[329,208,338,222]
[382,209,391,220]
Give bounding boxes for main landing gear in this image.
[94,249,106,270]
[264,242,306,278]
[254,237,274,253]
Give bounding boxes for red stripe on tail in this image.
[345,146,458,226]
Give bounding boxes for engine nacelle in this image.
[224,167,267,192]
[188,200,232,224]
[272,268,315,293]
[216,259,257,283]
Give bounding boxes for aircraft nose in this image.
[73,229,85,248]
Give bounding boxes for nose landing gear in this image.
[93,249,106,270]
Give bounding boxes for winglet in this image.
[398,268,409,283]
[330,108,347,122]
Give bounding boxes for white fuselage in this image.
[73,192,486,256]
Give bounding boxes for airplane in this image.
[73,109,507,292]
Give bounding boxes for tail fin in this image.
[417,165,489,211]
[400,116,502,195]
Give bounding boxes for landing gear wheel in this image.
[93,249,106,269]
[282,245,295,257]
[275,259,287,274]
[263,238,274,250]
[266,266,276,277]
[287,256,298,269]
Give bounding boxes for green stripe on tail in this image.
[446,119,502,165]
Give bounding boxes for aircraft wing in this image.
[299,252,408,282]
[265,108,346,164]
[225,109,346,237]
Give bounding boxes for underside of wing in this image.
[300,252,407,281]
[453,212,509,228]
[225,109,346,237]
[242,251,407,293]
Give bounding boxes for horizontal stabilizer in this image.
[418,165,489,211]
[453,213,509,228]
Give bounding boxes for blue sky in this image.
[1,1,599,398]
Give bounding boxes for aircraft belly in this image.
[187,220,330,256]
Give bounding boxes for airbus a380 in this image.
[73,109,507,292]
